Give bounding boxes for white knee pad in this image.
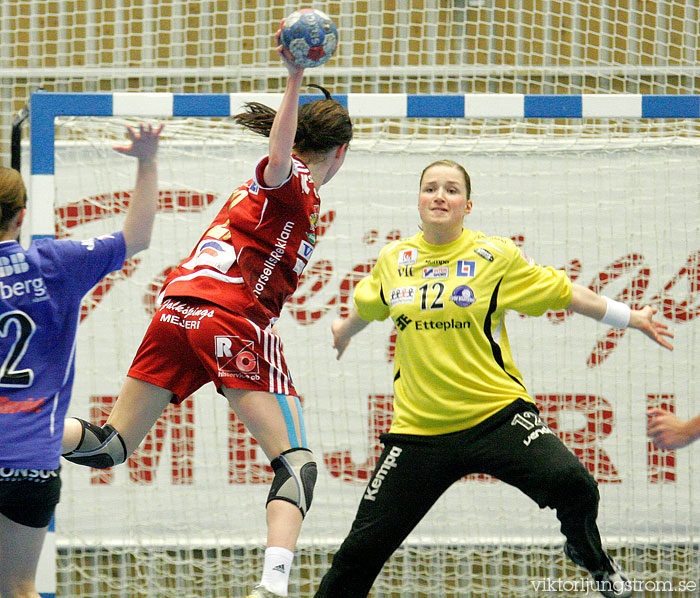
[62,418,127,469]
[266,448,317,517]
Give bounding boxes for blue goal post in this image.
[29,90,700,242]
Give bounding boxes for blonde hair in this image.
[0,167,26,231]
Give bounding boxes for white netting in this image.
[48,116,700,597]
[5,1,700,596]
[3,1,700,161]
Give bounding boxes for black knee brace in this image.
[266,447,317,517]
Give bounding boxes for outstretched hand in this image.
[275,23,305,76]
[647,407,692,449]
[331,310,371,360]
[331,317,351,360]
[630,305,674,350]
[114,123,164,160]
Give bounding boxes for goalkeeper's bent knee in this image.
[62,418,127,469]
[267,447,317,517]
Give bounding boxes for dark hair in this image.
[233,84,353,155]
[0,167,27,231]
[420,160,471,201]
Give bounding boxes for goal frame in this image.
[27,91,700,598]
[29,90,700,242]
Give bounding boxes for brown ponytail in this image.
[0,167,27,231]
[233,85,353,156]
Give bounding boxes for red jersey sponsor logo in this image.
[181,239,237,273]
[215,335,261,380]
[253,220,296,298]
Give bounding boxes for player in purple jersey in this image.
[0,123,162,598]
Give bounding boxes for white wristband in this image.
[601,296,631,328]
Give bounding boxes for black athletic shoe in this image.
[564,542,632,598]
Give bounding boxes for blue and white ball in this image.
[281,8,338,68]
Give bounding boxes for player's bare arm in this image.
[118,123,163,259]
[331,308,371,360]
[567,283,673,350]
[263,27,305,189]
[647,407,700,449]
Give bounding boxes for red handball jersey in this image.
[161,155,320,327]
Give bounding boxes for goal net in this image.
[7,2,700,597]
[35,101,699,598]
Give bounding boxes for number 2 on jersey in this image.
[0,311,36,387]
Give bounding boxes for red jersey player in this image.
[62,26,353,598]
[157,152,323,396]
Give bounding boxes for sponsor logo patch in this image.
[457,260,476,277]
[364,446,402,501]
[422,266,448,279]
[414,318,470,331]
[450,285,476,307]
[298,239,314,260]
[254,221,296,296]
[182,239,237,273]
[158,300,214,330]
[0,396,45,414]
[293,257,306,276]
[0,467,59,482]
[511,411,556,446]
[215,336,260,380]
[0,277,48,302]
[80,234,115,252]
[475,247,494,262]
[389,286,416,306]
[0,253,29,277]
[398,248,417,266]
[395,314,412,331]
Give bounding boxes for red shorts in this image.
[128,297,297,403]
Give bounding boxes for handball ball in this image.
[281,8,338,68]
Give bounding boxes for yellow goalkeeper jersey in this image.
[354,229,573,435]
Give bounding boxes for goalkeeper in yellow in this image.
[314,160,673,598]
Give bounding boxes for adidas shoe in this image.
[564,543,632,598]
[246,585,286,598]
